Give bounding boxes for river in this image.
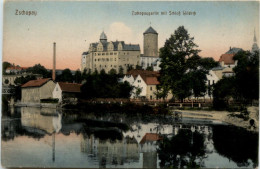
[1,107,258,168]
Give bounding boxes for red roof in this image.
[219,54,235,65]
[58,82,81,93]
[141,76,160,85]
[126,69,159,79]
[140,133,163,144]
[6,66,28,70]
[21,78,51,88]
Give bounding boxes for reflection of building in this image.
[21,107,61,134]
[139,133,162,168]
[21,78,56,103]
[52,82,81,102]
[81,31,140,73]
[80,134,139,167]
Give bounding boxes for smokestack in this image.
[52,42,56,81]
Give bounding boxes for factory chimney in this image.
[52,42,56,81]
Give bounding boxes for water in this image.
[1,107,258,168]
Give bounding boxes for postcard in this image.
[1,1,259,168]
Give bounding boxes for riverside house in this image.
[52,82,81,103]
[21,78,56,103]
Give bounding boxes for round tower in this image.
[100,31,107,43]
[143,26,158,57]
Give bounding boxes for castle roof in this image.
[143,26,158,35]
[100,31,107,40]
[225,47,242,54]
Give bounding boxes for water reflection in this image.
[1,107,258,168]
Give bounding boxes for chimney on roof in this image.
[52,42,56,81]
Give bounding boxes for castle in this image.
[81,26,159,73]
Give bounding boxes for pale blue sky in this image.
[3,1,259,69]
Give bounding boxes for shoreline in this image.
[173,106,259,132]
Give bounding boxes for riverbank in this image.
[174,106,259,132]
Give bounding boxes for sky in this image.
[3,1,259,70]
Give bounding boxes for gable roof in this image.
[219,53,235,65]
[126,69,159,79]
[140,133,162,144]
[144,76,160,85]
[21,78,51,88]
[58,82,81,93]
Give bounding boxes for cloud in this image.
[107,22,134,43]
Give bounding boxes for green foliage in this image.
[27,64,51,78]
[14,75,36,86]
[146,66,154,71]
[159,26,217,101]
[56,68,74,82]
[158,129,206,168]
[80,71,133,99]
[233,50,259,103]
[40,98,59,103]
[3,61,12,74]
[213,50,259,109]
[213,77,235,110]
[74,70,82,83]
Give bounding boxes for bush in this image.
[40,98,59,103]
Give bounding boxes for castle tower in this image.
[143,26,158,57]
[252,29,259,52]
[100,31,107,43]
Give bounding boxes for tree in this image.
[3,62,12,74]
[159,26,214,101]
[233,50,259,103]
[74,70,82,83]
[146,66,154,71]
[57,69,73,82]
[27,64,51,78]
[158,129,206,168]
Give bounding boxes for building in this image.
[52,82,81,103]
[123,70,160,100]
[5,66,28,74]
[251,29,259,53]
[21,78,56,103]
[219,47,242,68]
[81,31,140,73]
[2,73,42,86]
[140,26,160,70]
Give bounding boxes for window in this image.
[115,58,117,61]
[138,80,141,83]
[150,95,152,100]
[95,59,96,61]
[150,87,152,91]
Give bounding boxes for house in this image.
[205,70,219,99]
[52,82,81,102]
[123,70,159,100]
[6,66,28,74]
[21,78,56,103]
